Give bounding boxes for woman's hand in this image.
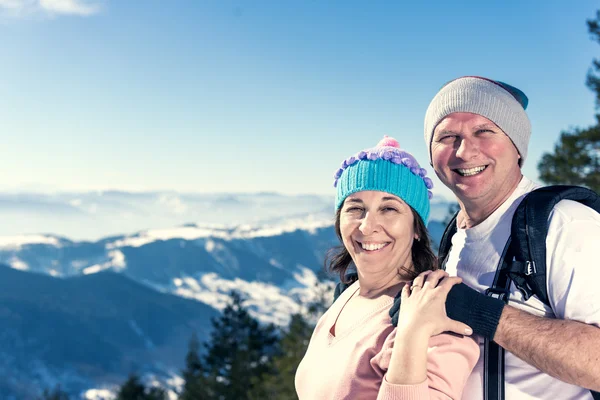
[397,270,473,337]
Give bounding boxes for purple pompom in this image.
[410,167,420,175]
[401,158,416,168]
[428,190,433,200]
[418,168,427,177]
[347,156,357,165]
[390,156,403,164]
[333,179,338,188]
[423,177,434,189]
[358,151,368,160]
[367,152,378,160]
[381,149,394,160]
[334,168,343,179]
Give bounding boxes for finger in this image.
[401,282,410,300]
[412,271,432,288]
[435,276,463,294]
[423,270,449,288]
[410,282,422,293]
[446,320,473,336]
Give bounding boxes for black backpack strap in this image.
[508,185,600,307]
[483,237,514,400]
[438,211,459,270]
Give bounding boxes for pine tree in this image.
[201,290,279,400]
[116,374,146,400]
[586,10,600,112]
[538,10,600,191]
[116,373,168,400]
[179,332,210,400]
[38,386,70,400]
[248,313,313,400]
[537,126,600,192]
[248,277,332,399]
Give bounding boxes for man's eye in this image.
[438,135,456,142]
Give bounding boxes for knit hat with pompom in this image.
[333,135,433,224]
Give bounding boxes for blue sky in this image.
[1,0,598,200]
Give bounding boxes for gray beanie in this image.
[424,76,531,166]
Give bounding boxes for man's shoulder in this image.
[518,177,600,222]
[551,198,600,223]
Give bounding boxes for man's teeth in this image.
[457,166,486,176]
[361,242,387,251]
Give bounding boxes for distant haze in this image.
[0,191,455,240]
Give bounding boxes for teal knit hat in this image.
[333,136,433,224]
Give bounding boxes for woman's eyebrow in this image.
[346,198,364,204]
[381,197,402,204]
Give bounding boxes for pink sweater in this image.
[295,281,479,399]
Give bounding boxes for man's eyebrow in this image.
[473,123,498,130]
[434,129,459,137]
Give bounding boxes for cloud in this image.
[0,0,101,16]
[39,0,99,15]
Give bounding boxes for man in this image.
[423,76,600,398]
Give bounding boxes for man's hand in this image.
[390,273,505,340]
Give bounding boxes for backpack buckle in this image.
[485,287,510,302]
[525,261,536,276]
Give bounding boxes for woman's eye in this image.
[345,207,363,213]
[382,207,397,212]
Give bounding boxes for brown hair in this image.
[325,206,437,284]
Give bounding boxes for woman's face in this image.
[339,191,416,276]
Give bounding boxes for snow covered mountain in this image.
[0,220,339,398]
[0,191,454,398]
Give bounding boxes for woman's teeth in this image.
[361,242,387,251]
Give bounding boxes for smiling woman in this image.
[294,136,479,400]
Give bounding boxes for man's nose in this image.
[455,137,479,160]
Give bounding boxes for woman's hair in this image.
[325,205,437,284]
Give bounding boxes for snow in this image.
[82,250,127,275]
[129,320,155,349]
[8,257,29,271]
[83,388,116,400]
[169,269,333,327]
[0,234,61,249]
[106,218,332,249]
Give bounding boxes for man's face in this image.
[430,112,522,206]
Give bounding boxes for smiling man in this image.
[423,76,600,399]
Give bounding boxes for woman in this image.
[295,136,478,399]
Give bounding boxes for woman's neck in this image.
[356,268,411,298]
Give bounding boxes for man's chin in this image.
[451,184,489,203]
